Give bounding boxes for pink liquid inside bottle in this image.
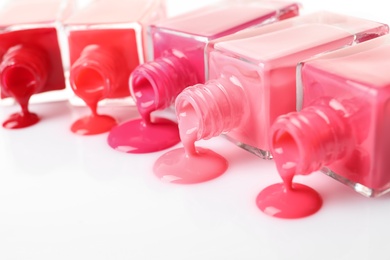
[107,0,300,153]
[154,12,388,186]
[63,0,165,135]
[0,0,68,129]
[266,35,390,217]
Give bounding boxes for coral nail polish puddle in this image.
[257,133,322,219]
[154,100,228,184]
[63,0,165,135]
[108,0,300,153]
[0,0,68,129]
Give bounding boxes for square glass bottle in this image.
[63,0,165,135]
[271,35,390,197]
[0,0,70,129]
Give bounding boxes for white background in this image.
[1,0,390,259]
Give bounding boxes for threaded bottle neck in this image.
[70,45,119,106]
[175,77,246,142]
[130,54,198,121]
[271,101,353,176]
[0,45,49,109]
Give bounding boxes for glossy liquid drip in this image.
[107,79,180,153]
[70,73,117,135]
[2,66,40,129]
[153,102,228,184]
[257,132,322,218]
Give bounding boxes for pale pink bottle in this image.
[0,0,70,129]
[175,12,388,159]
[270,34,390,197]
[107,0,299,152]
[63,0,165,135]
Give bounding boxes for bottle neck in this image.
[130,54,198,121]
[175,77,246,142]
[271,101,353,176]
[0,45,49,109]
[70,45,119,105]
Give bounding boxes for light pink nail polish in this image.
[63,0,165,135]
[107,0,300,153]
[270,34,390,200]
[0,0,69,129]
[155,12,388,185]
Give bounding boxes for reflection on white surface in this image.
[1,0,390,259]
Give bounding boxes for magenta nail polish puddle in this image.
[154,100,228,184]
[107,118,180,153]
[107,77,180,153]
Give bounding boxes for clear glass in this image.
[296,35,390,197]
[175,11,388,159]
[63,0,166,106]
[0,0,71,106]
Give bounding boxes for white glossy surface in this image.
[1,1,390,259]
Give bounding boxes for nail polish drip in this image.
[107,82,180,153]
[1,67,40,129]
[70,46,118,135]
[153,102,228,184]
[1,46,48,129]
[257,133,322,219]
[70,69,117,135]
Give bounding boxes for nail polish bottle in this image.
[107,0,300,153]
[154,12,388,184]
[0,0,69,129]
[63,0,165,135]
[269,34,390,200]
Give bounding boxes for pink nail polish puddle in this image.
[108,0,300,153]
[154,100,228,184]
[0,0,68,129]
[161,12,387,187]
[63,0,165,135]
[266,34,390,206]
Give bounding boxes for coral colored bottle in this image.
[270,35,390,198]
[175,12,388,159]
[108,0,299,153]
[63,0,165,135]
[0,0,69,129]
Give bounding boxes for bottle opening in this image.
[72,67,106,98]
[272,129,299,175]
[1,65,40,98]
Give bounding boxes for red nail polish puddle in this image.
[71,114,116,135]
[2,111,39,129]
[153,102,228,184]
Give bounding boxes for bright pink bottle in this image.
[63,0,165,135]
[154,12,388,185]
[0,0,69,129]
[107,0,300,153]
[269,34,390,199]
